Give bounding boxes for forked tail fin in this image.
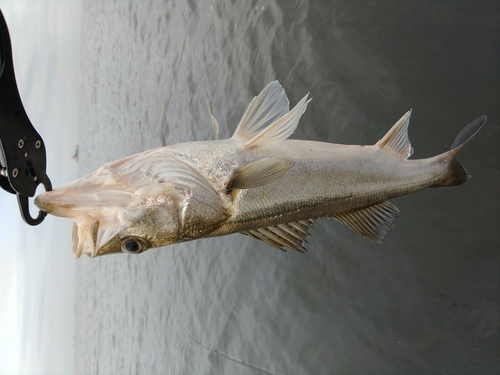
[433,115,487,187]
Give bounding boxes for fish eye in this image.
[121,237,145,254]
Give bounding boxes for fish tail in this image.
[433,115,487,187]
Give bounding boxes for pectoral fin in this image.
[334,201,400,243]
[228,158,294,190]
[241,219,315,252]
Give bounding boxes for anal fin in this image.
[334,201,400,243]
[241,219,315,252]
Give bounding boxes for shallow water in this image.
[75,1,500,374]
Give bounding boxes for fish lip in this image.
[34,193,54,213]
[34,191,79,217]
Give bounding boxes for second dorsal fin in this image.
[375,110,413,159]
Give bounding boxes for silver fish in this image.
[34,81,486,258]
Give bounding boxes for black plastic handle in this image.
[0,10,52,225]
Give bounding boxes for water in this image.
[75,1,500,374]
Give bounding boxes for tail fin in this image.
[434,115,487,187]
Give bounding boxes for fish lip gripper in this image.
[0,10,52,225]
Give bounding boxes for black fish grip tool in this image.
[0,10,52,225]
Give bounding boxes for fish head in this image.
[34,164,184,258]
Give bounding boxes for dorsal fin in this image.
[232,81,290,139]
[241,219,315,252]
[232,81,311,148]
[375,110,413,158]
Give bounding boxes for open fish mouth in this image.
[35,191,110,258]
[34,170,138,258]
[36,189,133,258]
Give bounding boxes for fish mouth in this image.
[34,175,136,218]
[35,186,132,258]
[34,188,107,218]
[34,190,81,218]
[34,190,97,257]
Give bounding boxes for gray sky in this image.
[0,1,81,374]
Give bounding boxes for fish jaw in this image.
[34,185,132,219]
[34,189,79,218]
[34,171,135,257]
[34,164,136,217]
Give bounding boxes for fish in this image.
[34,81,486,258]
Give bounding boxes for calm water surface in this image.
[76,1,499,374]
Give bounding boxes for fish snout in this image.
[34,190,81,218]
